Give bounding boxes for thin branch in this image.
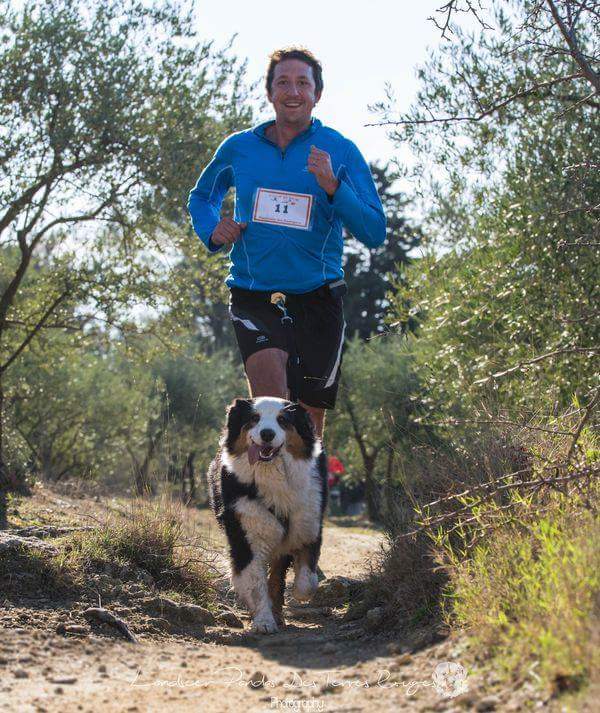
[366,73,584,127]
[0,290,70,374]
[565,387,600,462]
[473,347,600,385]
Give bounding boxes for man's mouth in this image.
[284,102,302,108]
[248,442,282,465]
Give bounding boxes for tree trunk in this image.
[0,378,8,529]
[181,451,196,504]
[382,445,396,524]
[364,454,381,523]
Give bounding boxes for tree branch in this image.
[0,290,70,375]
[366,72,584,126]
[546,0,600,93]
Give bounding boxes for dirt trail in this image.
[0,487,552,712]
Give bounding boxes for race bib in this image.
[252,188,313,230]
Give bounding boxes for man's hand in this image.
[307,145,339,197]
[211,217,247,246]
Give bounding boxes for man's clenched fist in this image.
[211,217,247,246]
[307,145,339,197]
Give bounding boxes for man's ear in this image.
[314,89,322,105]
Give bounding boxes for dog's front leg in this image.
[292,540,321,602]
[232,497,285,633]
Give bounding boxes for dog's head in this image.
[224,397,316,464]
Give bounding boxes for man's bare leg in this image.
[245,348,288,399]
[244,349,326,438]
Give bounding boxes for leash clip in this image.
[271,292,293,324]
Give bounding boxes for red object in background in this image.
[327,455,344,488]
[328,456,345,475]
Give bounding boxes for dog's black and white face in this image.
[225,397,316,464]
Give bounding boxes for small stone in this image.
[54,687,64,695]
[365,606,385,629]
[13,669,29,678]
[394,653,412,666]
[179,604,215,625]
[477,696,501,711]
[248,671,266,689]
[49,677,77,685]
[216,610,244,628]
[98,664,107,673]
[64,625,88,636]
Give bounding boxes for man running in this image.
[187,47,385,438]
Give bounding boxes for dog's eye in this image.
[277,415,290,428]
[248,413,260,426]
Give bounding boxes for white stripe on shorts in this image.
[324,321,346,389]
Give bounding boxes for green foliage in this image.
[0,0,253,491]
[342,163,422,339]
[443,485,599,690]
[327,333,431,520]
[368,1,600,694]
[384,1,599,416]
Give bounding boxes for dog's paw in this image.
[292,569,319,602]
[251,611,279,634]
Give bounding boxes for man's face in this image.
[268,59,321,127]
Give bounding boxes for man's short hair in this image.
[266,47,323,95]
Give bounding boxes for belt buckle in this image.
[270,292,286,305]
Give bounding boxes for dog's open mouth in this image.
[248,442,282,465]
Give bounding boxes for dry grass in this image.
[59,496,216,604]
[1,492,216,608]
[368,417,599,693]
[443,483,599,693]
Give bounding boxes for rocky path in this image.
[0,489,555,712]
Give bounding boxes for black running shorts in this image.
[229,282,346,409]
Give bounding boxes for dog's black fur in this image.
[207,397,327,632]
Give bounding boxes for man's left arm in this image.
[307,141,386,248]
[330,142,386,248]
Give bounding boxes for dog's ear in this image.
[283,403,316,454]
[225,398,255,454]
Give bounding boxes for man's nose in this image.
[286,84,301,96]
[260,428,276,443]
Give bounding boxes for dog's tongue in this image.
[248,442,261,465]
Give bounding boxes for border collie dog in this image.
[208,397,327,634]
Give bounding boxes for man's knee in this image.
[245,348,288,399]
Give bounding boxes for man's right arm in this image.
[187,138,235,252]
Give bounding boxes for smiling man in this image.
[187,47,385,438]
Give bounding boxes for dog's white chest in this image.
[255,456,322,550]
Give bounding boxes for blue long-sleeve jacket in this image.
[187,118,386,293]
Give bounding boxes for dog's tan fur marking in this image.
[230,424,250,456]
[267,556,289,627]
[285,426,311,459]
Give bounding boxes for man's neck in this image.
[266,117,312,150]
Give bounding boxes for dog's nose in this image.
[260,428,276,443]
